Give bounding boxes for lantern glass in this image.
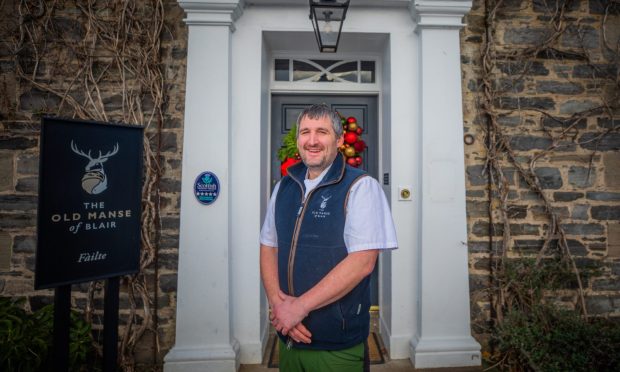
[309,0,349,53]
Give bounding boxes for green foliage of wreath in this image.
[277,124,298,162]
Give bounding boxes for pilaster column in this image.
[164,1,243,371]
[409,0,482,368]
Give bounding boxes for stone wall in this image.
[461,0,620,345]
[0,0,186,367]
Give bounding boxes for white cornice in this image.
[178,0,245,30]
[411,0,472,31]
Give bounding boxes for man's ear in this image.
[337,134,344,147]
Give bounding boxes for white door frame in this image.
[165,1,480,371]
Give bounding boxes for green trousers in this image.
[278,339,364,372]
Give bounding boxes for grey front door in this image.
[271,94,380,306]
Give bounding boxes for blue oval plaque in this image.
[194,171,220,205]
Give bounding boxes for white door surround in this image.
[165,1,480,371]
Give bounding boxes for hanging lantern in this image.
[309,0,350,53]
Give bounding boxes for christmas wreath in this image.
[278,114,366,176]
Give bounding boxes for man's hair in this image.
[296,103,343,138]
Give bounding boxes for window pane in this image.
[330,61,357,82]
[361,61,375,83]
[275,59,289,81]
[293,60,320,81]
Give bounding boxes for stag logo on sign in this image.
[71,141,119,195]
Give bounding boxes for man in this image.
[260,103,397,371]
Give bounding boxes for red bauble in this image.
[344,132,358,144]
[353,140,366,152]
[355,156,362,165]
[280,158,300,176]
[346,157,358,167]
[347,117,356,124]
[356,127,363,135]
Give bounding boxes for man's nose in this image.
[308,132,319,144]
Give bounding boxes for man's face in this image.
[297,115,344,179]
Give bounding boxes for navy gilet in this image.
[275,154,370,350]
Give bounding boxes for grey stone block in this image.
[587,192,620,201]
[591,206,620,220]
[571,205,589,220]
[17,154,39,175]
[0,153,13,191]
[579,132,620,151]
[533,0,580,12]
[507,205,527,219]
[52,17,85,41]
[0,136,37,150]
[497,115,522,127]
[536,48,587,61]
[19,88,61,111]
[466,200,488,218]
[466,190,485,197]
[160,132,178,153]
[466,165,487,186]
[573,64,618,79]
[13,235,35,253]
[568,166,595,187]
[597,118,617,129]
[561,223,605,235]
[0,213,35,228]
[561,25,599,50]
[158,252,178,270]
[509,135,553,151]
[504,27,552,45]
[510,223,540,235]
[553,192,583,201]
[159,273,177,293]
[588,243,606,251]
[160,234,179,250]
[535,167,563,189]
[473,257,490,270]
[467,240,501,253]
[559,100,600,115]
[514,239,545,253]
[164,117,182,129]
[495,96,555,110]
[566,239,588,256]
[497,61,549,76]
[102,94,123,111]
[574,257,600,269]
[15,176,38,193]
[536,81,584,95]
[160,178,181,193]
[27,295,52,311]
[469,275,490,292]
[161,216,180,230]
[589,0,620,14]
[471,221,503,237]
[542,116,587,129]
[586,296,613,314]
[0,195,37,211]
[171,47,187,60]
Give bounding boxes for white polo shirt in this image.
[260,165,398,253]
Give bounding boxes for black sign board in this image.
[35,117,143,289]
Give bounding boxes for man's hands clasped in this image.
[270,290,312,344]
